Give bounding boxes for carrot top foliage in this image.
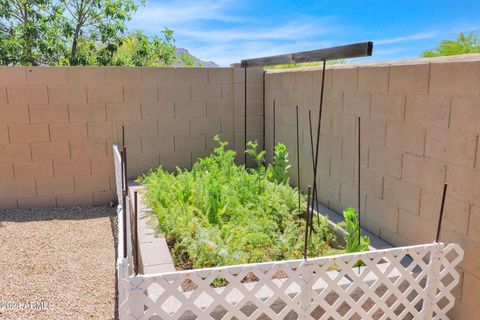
[139,136,338,269]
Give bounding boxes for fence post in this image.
[422,243,443,318]
[299,262,313,319]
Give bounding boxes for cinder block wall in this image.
[0,66,263,209]
[264,54,480,319]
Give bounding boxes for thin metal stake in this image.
[134,191,139,275]
[304,185,312,260]
[244,67,247,165]
[272,100,276,160]
[262,71,266,154]
[357,117,361,248]
[435,183,448,242]
[308,110,320,226]
[121,148,127,259]
[296,105,301,212]
[311,61,327,222]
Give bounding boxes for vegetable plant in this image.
[139,135,339,269]
[342,207,370,253]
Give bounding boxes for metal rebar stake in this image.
[296,105,301,212]
[308,110,321,226]
[244,67,247,165]
[304,185,312,260]
[272,100,276,161]
[436,183,448,242]
[311,61,327,224]
[134,191,139,275]
[357,117,361,247]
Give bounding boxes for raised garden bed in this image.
[137,136,369,272]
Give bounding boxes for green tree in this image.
[422,32,480,58]
[0,0,178,66]
[0,0,67,65]
[60,0,142,65]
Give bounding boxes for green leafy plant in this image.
[266,143,290,184]
[342,207,370,253]
[422,31,480,58]
[139,135,339,269]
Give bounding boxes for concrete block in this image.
[141,67,177,83]
[121,120,158,138]
[0,163,14,180]
[370,93,405,121]
[312,69,333,90]
[158,119,190,136]
[450,96,480,133]
[69,103,107,122]
[429,61,480,95]
[358,65,389,93]
[468,204,480,242]
[360,118,386,146]
[106,103,141,121]
[398,209,436,244]
[158,84,190,102]
[36,177,74,197]
[9,124,50,143]
[175,100,206,118]
[365,194,399,232]
[221,83,234,102]
[191,83,222,101]
[0,106,29,124]
[343,91,370,117]
[93,191,116,205]
[402,154,446,193]
[330,157,355,186]
[0,180,36,199]
[48,85,87,104]
[457,272,480,319]
[446,164,480,202]
[54,159,91,177]
[389,63,429,94]
[175,134,206,152]
[18,196,56,208]
[208,68,233,83]
[318,174,341,204]
[31,142,69,161]
[14,161,53,180]
[57,193,93,207]
[124,84,157,103]
[0,86,6,105]
[384,175,421,214]
[67,67,106,84]
[220,117,235,133]
[405,94,450,128]
[74,174,110,193]
[207,101,234,117]
[0,144,31,162]
[87,85,123,103]
[29,105,69,123]
[7,85,48,105]
[420,190,470,236]
[127,154,159,178]
[159,152,192,172]
[141,102,174,120]
[386,122,425,155]
[360,166,384,198]
[368,145,403,178]
[71,139,107,159]
[26,67,67,84]
[142,135,174,155]
[91,157,113,175]
[50,123,88,142]
[0,67,26,85]
[105,67,142,83]
[87,121,114,139]
[425,127,477,167]
[191,117,221,134]
[332,114,356,138]
[332,67,358,91]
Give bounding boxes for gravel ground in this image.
[0,206,117,320]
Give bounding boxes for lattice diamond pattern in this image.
[118,243,463,320]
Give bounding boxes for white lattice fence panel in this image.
[113,144,123,205]
[118,243,463,320]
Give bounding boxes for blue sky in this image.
[129,0,480,66]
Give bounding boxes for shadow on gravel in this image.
[0,205,116,223]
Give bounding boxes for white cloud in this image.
[374,31,440,45]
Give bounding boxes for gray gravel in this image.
[0,206,117,320]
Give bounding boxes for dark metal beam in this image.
[240,42,373,68]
